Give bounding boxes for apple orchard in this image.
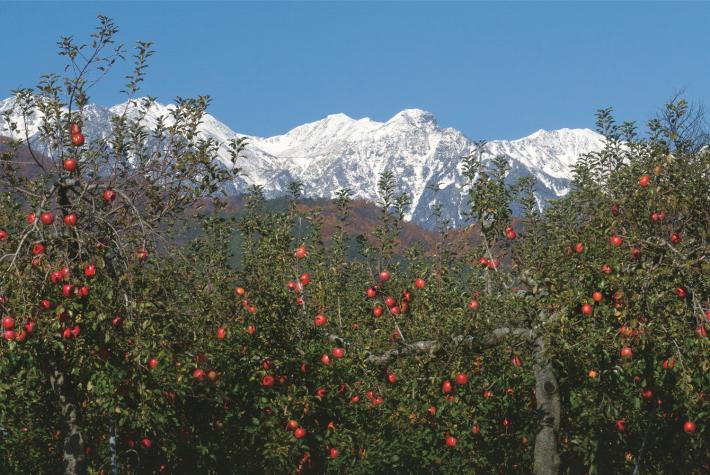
[0,18,708,475]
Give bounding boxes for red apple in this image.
[329,447,339,459]
[294,427,307,439]
[287,419,299,431]
[610,235,622,247]
[639,175,650,187]
[683,420,696,435]
[505,226,517,240]
[136,248,149,262]
[0,230,7,241]
[367,286,377,298]
[379,271,391,282]
[384,296,396,307]
[71,133,85,146]
[373,305,383,318]
[26,212,36,224]
[261,375,275,388]
[455,373,468,385]
[314,314,328,327]
[141,438,152,449]
[581,304,593,315]
[69,122,81,134]
[217,327,227,340]
[111,315,123,327]
[592,291,602,302]
[321,353,331,365]
[415,278,425,289]
[148,358,158,369]
[511,355,523,368]
[620,346,633,359]
[294,246,307,259]
[387,373,397,383]
[2,316,15,330]
[40,212,54,225]
[84,264,96,277]
[299,273,311,285]
[63,213,77,226]
[615,419,626,432]
[445,435,457,447]
[102,188,116,203]
[441,380,453,394]
[574,242,584,254]
[192,368,206,381]
[332,347,345,359]
[676,288,687,299]
[62,284,74,298]
[63,159,77,172]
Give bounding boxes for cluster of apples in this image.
[3,314,30,342]
[60,122,86,173]
[366,271,420,319]
[234,286,257,334]
[287,272,311,306]
[477,256,500,270]
[46,263,95,303]
[286,419,307,439]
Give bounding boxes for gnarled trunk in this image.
[48,358,87,475]
[532,334,560,475]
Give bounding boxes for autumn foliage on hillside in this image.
[0,18,708,475]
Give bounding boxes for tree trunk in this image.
[48,358,87,475]
[532,333,561,475]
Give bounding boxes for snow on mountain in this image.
[0,97,605,228]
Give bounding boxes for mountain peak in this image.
[520,127,599,142]
[324,112,354,122]
[387,108,437,127]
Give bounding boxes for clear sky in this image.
[1,1,709,140]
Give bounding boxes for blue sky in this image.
[1,2,709,140]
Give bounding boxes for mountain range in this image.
[0,97,605,228]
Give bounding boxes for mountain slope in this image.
[0,97,605,228]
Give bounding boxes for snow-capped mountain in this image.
[0,97,605,228]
